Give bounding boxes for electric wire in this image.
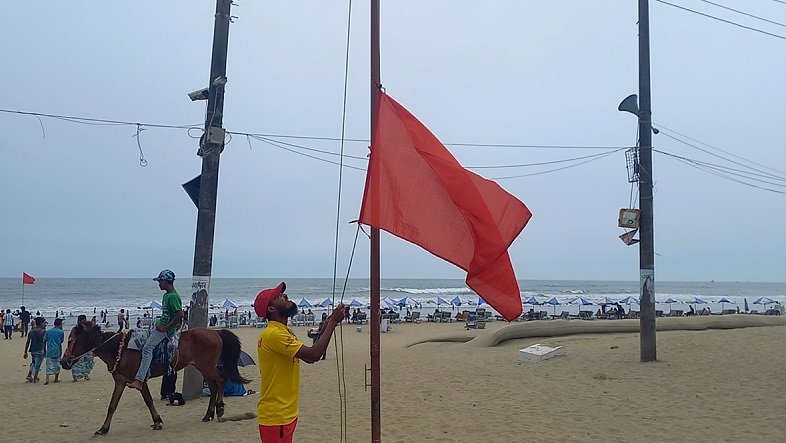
[658,131,786,181]
[654,149,786,187]
[331,1,354,441]
[655,149,786,194]
[695,0,786,28]
[654,0,786,40]
[654,123,786,178]
[491,149,624,180]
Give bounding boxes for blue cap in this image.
[153,269,176,282]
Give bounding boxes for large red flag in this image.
[359,92,532,321]
[22,272,36,285]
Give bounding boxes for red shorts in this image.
[259,418,298,443]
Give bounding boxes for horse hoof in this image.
[151,423,163,430]
[216,406,225,418]
[202,415,214,422]
[94,429,108,436]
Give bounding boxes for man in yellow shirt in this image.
[254,282,344,442]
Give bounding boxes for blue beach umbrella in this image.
[661,297,679,311]
[436,296,451,307]
[753,297,775,311]
[618,296,639,305]
[689,296,707,305]
[297,298,312,308]
[717,297,733,311]
[545,297,560,315]
[319,298,333,308]
[141,300,163,310]
[349,299,364,307]
[450,296,462,307]
[601,296,615,305]
[477,297,487,306]
[524,296,540,306]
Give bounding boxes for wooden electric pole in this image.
[638,0,657,362]
[183,0,233,400]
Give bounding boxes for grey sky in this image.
[1,1,784,282]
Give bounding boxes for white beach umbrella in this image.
[717,297,733,311]
[221,298,239,309]
[753,297,775,311]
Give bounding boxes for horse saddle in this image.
[128,329,180,374]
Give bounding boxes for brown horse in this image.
[61,323,250,435]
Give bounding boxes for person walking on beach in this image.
[254,282,345,442]
[43,318,64,385]
[117,309,126,332]
[70,315,94,381]
[23,317,46,383]
[18,306,31,337]
[127,269,182,391]
[3,309,13,339]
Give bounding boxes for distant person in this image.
[23,317,46,383]
[70,314,94,382]
[254,282,345,442]
[117,309,126,332]
[136,317,142,329]
[687,305,695,316]
[127,269,182,392]
[18,306,31,337]
[4,309,14,339]
[43,318,65,385]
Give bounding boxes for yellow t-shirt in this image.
[257,321,303,425]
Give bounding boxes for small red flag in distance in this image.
[22,272,36,285]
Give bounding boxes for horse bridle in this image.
[68,331,123,363]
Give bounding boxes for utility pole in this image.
[369,2,382,441]
[183,0,233,400]
[638,0,657,362]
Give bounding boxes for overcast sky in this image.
[1,1,784,282]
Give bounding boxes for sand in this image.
[2,315,785,442]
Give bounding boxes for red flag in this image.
[359,92,532,321]
[22,272,36,285]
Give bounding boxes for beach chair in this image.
[465,312,478,329]
[305,313,316,326]
[655,310,663,317]
[537,311,549,320]
[406,311,421,323]
[293,313,306,327]
[440,311,453,323]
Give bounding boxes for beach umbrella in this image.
[601,296,615,305]
[318,298,333,308]
[141,300,163,310]
[753,297,774,311]
[661,297,679,311]
[523,296,540,306]
[689,296,707,305]
[477,297,487,306]
[618,296,639,305]
[545,297,560,315]
[237,350,256,367]
[717,297,733,311]
[450,296,462,307]
[349,299,364,307]
[383,299,397,310]
[571,296,593,306]
[436,296,451,307]
[220,298,239,309]
[297,298,313,308]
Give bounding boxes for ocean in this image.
[0,278,783,329]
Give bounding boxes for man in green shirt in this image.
[127,269,182,391]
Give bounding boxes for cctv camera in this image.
[188,88,209,101]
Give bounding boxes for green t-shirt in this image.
[158,290,182,335]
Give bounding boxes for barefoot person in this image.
[254,282,345,442]
[43,318,65,384]
[127,269,182,391]
[24,317,46,382]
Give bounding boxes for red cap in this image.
[254,282,286,319]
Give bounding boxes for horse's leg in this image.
[95,379,126,435]
[197,366,223,422]
[139,381,164,430]
[215,376,226,418]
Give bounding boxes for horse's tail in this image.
[218,329,251,384]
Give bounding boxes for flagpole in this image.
[370,0,382,441]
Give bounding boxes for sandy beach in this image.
[2,315,785,442]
